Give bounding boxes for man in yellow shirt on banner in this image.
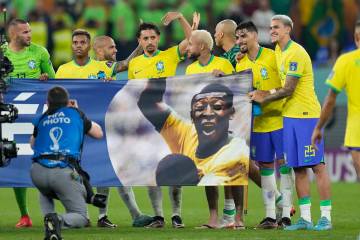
[249,15,332,231]
[312,20,360,181]
[236,21,293,229]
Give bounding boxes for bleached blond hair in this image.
[191,30,214,50]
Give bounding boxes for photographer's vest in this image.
[32,107,85,168]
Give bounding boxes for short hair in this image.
[217,19,237,37]
[191,83,234,109]
[72,29,91,41]
[7,18,28,33]
[191,30,214,50]
[47,86,69,112]
[136,22,160,38]
[93,35,112,50]
[236,21,258,33]
[8,18,28,27]
[271,15,294,29]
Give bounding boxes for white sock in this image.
[300,203,312,223]
[96,187,110,219]
[223,199,236,217]
[320,206,331,221]
[169,186,182,217]
[117,186,142,220]
[148,186,163,217]
[261,169,276,220]
[280,172,293,218]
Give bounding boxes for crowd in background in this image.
[1,0,360,68]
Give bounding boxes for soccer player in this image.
[185,29,245,229]
[4,19,55,80]
[3,18,56,228]
[127,12,196,228]
[312,20,360,181]
[249,15,332,231]
[214,18,265,228]
[236,21,293,229]
[55,29,135,79]
[92,35,153,228]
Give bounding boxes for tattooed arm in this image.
[249,75,299,104]
[114,44,143,73]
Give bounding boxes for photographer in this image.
[30,86,103,240]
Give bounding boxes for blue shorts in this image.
[347,147,360,151]
[283,117,324,167]
[250,129,284,162]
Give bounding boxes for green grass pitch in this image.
[0,182,359,239]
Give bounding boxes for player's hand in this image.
[235,52,245,62]
[39,73,49,81]
[212,69,226,77]
[68,99,78,108]
[191,12,200,30]
[248,90,268,104]
[311,127,322,151]
[161,12,182,26]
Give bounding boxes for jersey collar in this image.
[198,54,214,67]
[144,50,160,58]
[73,57,91,66]
[282,40,292,52]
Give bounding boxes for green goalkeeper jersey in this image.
[3,42,55,79]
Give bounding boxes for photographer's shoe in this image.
[44,213,62,240]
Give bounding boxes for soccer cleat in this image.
[15,215,33,228]
[44,213,62,240]
[256,217,278,229]
[171,215,185,228]
[313,217,332,231]
[145,216,165,228]
[284,217,313,231]
[219,214,235,229]
[97,215,117,228]
[132,215,154,227]
[277,217,291,229]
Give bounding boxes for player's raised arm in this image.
[137,78,170,132]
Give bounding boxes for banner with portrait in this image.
[0,71,252,187]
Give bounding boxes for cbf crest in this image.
[156,61,165,73]
[260,67,269,80]
[28,60,36,69]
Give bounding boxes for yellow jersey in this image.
[185,55,234,75]
[128,46,183,79]
[236,47,283,132]
[326,48,360,147]
[160,112,249,186]
[275,40,321,118]
[55,58,115,79]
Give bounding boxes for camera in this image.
[0,8,18,167]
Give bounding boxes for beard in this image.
[188,52,200,61]
[239,45,248,54]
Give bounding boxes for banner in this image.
[0,72,252,187]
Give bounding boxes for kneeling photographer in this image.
[30,86,105,240]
